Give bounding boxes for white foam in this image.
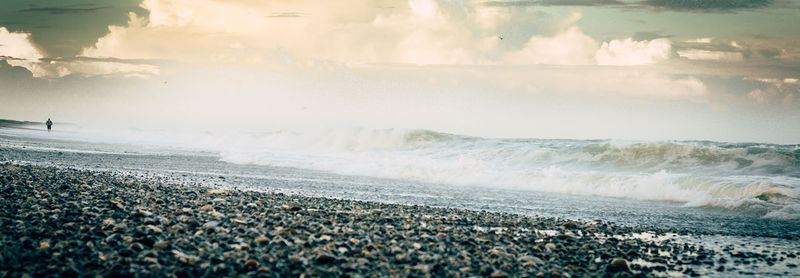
[4,125,799,219]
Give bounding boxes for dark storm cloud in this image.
[0,56,27,61]
[644,0,772,11]
[0,0,147,58]
[757,49,782,59]
[18,6,111,14]
[484,0,775,11]
[0,60,34,82]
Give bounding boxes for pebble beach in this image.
[5,163,797,277]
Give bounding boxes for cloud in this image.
[596,38,671,66]
[672,37,800,64]
[783,93,793,107]
[0,59,34,80]
[747,88,774,103]
[41,58,161,78]
[484,0,774,11]
[86,4,683,69]
[509,26,598,65]
[0,0,147,57]
[18,6,111,15]
[685,37,713,43]
[0,26,159,78]
[81,0,510,65]
[745,77,800,106]
[484,0,625,7]
[0,27,43,61]
[677,49,744,61]
[0,27,47,76]
[509,13,672,66]
[644,0,772,11]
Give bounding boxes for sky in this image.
[1,0,799,143]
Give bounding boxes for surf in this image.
[3,125,799,219]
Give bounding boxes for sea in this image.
[1,123,799,276]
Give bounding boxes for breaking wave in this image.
[216,128,800,219]
[6,125,798,219]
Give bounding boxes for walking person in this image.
[46,118,52,132]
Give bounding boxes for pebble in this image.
[153,240,169,249]
[206,189,227,195]
[490,270,509,277]
[202,221,219,229]
[608,258,631,273]
[0,164,768,278]
[244,259,259,268]
[316,253,337,264]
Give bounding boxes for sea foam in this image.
[215,128,800,219]
[5,125,799,219]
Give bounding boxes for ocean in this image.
[1,123,799,275]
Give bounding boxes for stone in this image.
[412,264,431,274]
[173,250,200,264]
[316,253,336,264]
[119,248,135,257]
[244,259,259,268]
[231,219,247,224]
[202,221,219,229]
[145,224,163,233]
[129,242,144,251]
[519,256,544,267]
[206,189,227,195]
[102,219,115,228]
[153,240,169,249]
[608,258,631,273]
[490,270,509,278]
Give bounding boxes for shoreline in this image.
[4,163,796,277]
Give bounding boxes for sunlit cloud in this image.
[1,0,799,143]
[677,49,744,62]
[0,27,43,61]
[596,38,671,66]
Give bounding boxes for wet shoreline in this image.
[3,163,799,277]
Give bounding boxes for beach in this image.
[0,163,736,277]
[2,0,800,276]
[1,126,799,277]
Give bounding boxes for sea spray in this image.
[3,125,798,218]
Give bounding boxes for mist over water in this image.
[7,124,799,220]
[218,128,800,220]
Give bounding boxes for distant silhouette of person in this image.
[46,118,52,132]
